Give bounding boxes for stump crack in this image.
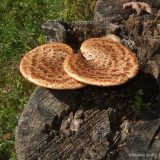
[146,124,160,153]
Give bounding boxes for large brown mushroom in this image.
[63,38,139,86]
[20,43,86,89]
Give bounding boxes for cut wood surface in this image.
[15,87,111,159]
[117,118,160,160]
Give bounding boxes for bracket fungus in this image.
[20,43,86,89]
[20,35,139,89]
[63,37,139,86]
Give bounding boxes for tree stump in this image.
[15,0,160,160]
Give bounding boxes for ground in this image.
[0,0,96,159]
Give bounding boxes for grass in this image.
[0,0,96,159]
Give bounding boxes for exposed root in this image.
[123,2,153,15]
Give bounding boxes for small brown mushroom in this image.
[63,38,139,86]
[20,43,86,89]
[123,2,153,15]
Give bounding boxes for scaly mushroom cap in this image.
[20,43,86,89]
[63,38,139,86]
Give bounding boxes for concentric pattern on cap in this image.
[63,38,139,86]
[20,43,86,89]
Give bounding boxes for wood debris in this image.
[123,2,153,15]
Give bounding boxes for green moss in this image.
[134,89,144,112]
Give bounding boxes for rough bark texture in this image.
[42,20,121,50]
[15,87,111,160]
[94,0,160,22]
[117,118,160,160]
[15,0,160,160]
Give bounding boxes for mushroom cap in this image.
[20,43,86,89]
[63,38,139,86]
